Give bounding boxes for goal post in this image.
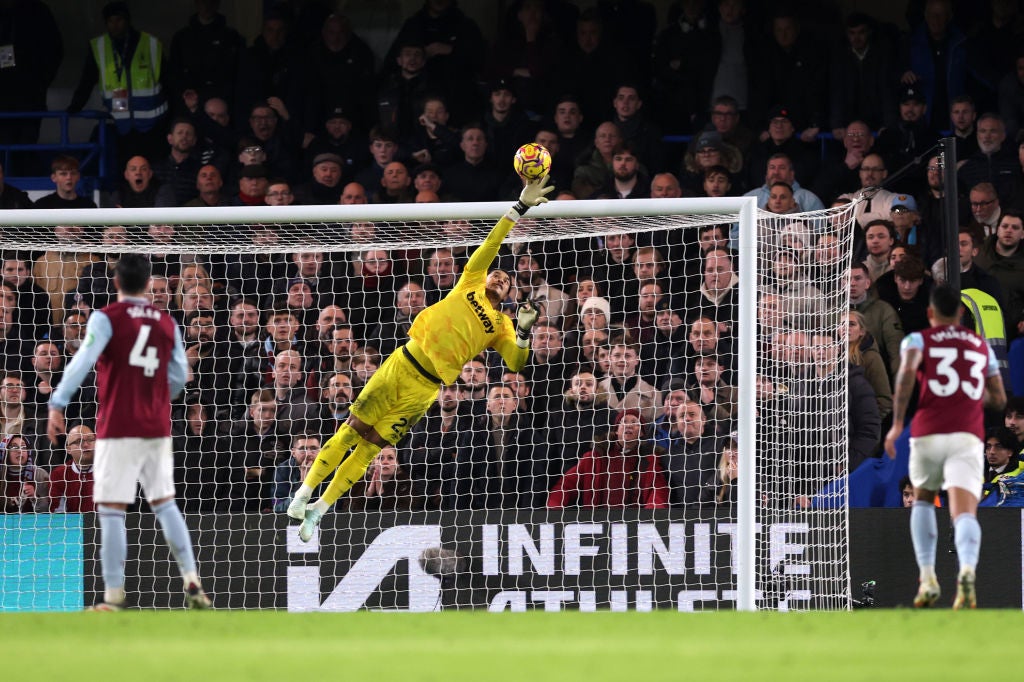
[0,196,856,612]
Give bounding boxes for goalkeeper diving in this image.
[288,173,554,539]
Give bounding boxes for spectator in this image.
[67,1,169,165]
[679,130,743,196]
[0,370,36,439]
[152,118,202,206]
[698,433,741,506]
[685,247,738,341]
[975,210,1024,337]
[662,391,719,506]
[950,95,980,161]
[353,126,400,197]
[967,182,1004,239]
[346,443,419,511]
[641,299,687,381]
[302,13,376,134]
[235,9,302,117]
[456,383,547,509]
[597,334,662,424]
[849,262,903,376]
[1,433,48,513]
[999,54,1024,140]
[844,309,893,426]
[749,10,825,142]
[840,152,898,230]
[181,310,229,406]
[294,154,345,205]
[623,279,664,347]
[233,163,270,206]
[957,226,1005,305]
[369,280,426,356]
[547,408,669,509]
[184,164,229,207]
[572,121,622,199]
[900,0,968,130]
[24,341,62,418]
[172,393,224,512]
[404,97,457,171]
[984,426,1024,490]
[229,388,287,511]
[552,94,588,172]
[3,255,51,337]
[0,299,29,374]
[880,255,932,334]
[339,182,368,205]
[550,369,615,468]
[746,109,819,190]
[744,152,824,211]
[701,95,756,158]
[305,106,369,179]
[48,424,95,512]
[765,182,800,215]
[598,141,650,199]
[828,12,897,135]
[372,161,416,205]
[862,220,897,282]
[651,3,719,135]
[245,101,299,181]
[608,82,663,174]
[407,381,472,509]
[264,178,294,207]
[0,162,32,209]
[688,354,738,430]
[423,247,460,305]
[814,119,875,203]
[385,0,485,123]
[167,0,244,109]
[314,372,353,438]
[876,84,940,193]
[112,156,173,208]
[272,434,322,514]
[958,114,1023,208]
[268,348,316,437]
[444,125,501,202]
[32,156,97,210]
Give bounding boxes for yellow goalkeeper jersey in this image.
[407,215,529,384]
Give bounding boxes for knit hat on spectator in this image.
[579,296,611,319]
[767,105,793,123]
[286,277,315,292]
[696,131,723,151]
[102,1,130,20]
[491,79,516,96]
[891,194,918,213]
[312,153,344,169]
[899,84,926,104]
[661,377,687,393]
[240,164,269,179]
[325,106,351,123]
[614,408,645,427]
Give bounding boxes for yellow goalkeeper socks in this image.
[304,422,362,489]
[321,440,383,507]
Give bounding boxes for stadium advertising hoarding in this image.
[55,509,1021,611]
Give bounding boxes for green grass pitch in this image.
[0,610,1011,681]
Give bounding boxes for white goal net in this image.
[0,198,856,611]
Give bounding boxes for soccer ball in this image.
[513,143,552,180]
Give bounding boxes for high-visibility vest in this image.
[961,287,1010,385]
[90,32,167,134]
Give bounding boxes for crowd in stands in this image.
[3,0,1024,514]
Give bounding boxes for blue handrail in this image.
[0,110,110,193]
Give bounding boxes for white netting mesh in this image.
[0,199,857,611]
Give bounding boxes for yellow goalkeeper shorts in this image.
[349,345,441,445]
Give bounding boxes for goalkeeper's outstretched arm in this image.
[465,174,554,274]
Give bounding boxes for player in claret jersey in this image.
[47,254,212,611]
[884,285,1006,610]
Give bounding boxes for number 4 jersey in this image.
[905,324,1000,440]
[50,297,188,439]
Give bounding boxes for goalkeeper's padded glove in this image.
[510,173,554,217]
[516,299,540,348]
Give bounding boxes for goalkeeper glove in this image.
[516,299,540,348]
[509,174,554,218]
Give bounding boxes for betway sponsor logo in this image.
[285,521,812,612]
[465,291,495,334]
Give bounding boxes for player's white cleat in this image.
[953,569,977,610]
[913,578,941,608]
[286,490,311,521]
[298,506,323,543]
[186,582,212,610]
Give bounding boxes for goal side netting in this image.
[0,198,856,612]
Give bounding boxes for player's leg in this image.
[140,438,211,609]
[91,439,144,610]
[286,418,370,520]
[908,436,942,607]
[945,436,984,610]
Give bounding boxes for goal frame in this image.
[3,196,766,610]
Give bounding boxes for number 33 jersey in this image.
[905,324,1000,440]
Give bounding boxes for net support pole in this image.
[940,137,960,293]
[736,197,758,612]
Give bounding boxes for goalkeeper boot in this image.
[953,569,977,610]
[185,582,212,610]
[286,489,312,521]
[298,506,324,543]
[913,578,941,608]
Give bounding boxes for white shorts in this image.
[908,432,984,498]
[93,437,175,504]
